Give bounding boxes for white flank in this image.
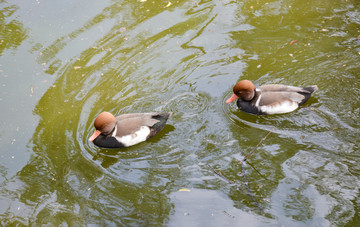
[260,100,298,114]
[115,126,151,147]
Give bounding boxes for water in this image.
[1,0,360,226]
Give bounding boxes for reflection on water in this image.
[169,188,275,226]
[0,2,27,55]
[0,0,360,225]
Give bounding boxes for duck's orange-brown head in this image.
[226,80,255,103]
[89,112,116,141]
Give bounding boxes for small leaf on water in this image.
[289,40,298,45]
[179,188,191,192]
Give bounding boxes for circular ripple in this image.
[155,91,210,120]
[221,90,275,132]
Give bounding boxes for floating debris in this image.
[178,188,191,192]
[223,210,235,219]
[289,40,298,45]
[30,85,34,96]
[243,129,273,162]
[278,13,284,26]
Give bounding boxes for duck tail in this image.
[303,85,318,94]
[299,85,318,105]
[147,113,171,139]
[152,112,171,122]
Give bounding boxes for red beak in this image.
[89,130,101,142]
[226,94,239,103]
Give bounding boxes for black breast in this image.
[93,134,125,149]
[236,99,263,115]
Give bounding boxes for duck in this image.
[89,112,171,148]
[226,80,318,115]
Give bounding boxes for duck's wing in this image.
[258,84,318,106]
[115,113,170,137]
[257,91,305,106]
[259,84,313,93]
[116,113,159,120]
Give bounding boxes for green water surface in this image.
[1,0,360,226]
